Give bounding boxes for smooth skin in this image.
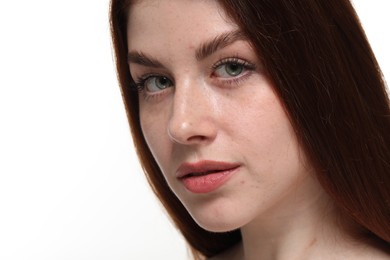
[127,0,389,259]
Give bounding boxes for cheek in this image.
[234,93,289,146]
[236,88,304,173]
[139,108,171,168]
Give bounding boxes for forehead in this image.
[126,0,239,51]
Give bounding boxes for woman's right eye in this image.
[136,75,174,93]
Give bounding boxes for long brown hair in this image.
[110,0,390,258]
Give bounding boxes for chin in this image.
[196,219,241,233]
[187,208,246,233]
[177,190,249,232]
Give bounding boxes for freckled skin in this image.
[127,0,320,233]
[126,1,390,259]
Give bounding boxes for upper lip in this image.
[176,160,240,179]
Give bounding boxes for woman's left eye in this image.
[212,59,255,79]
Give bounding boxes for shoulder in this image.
[329,238,390,260]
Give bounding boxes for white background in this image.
[0,1,388,259]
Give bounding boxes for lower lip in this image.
[180,167,239,194]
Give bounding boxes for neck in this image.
[240,175,344,260]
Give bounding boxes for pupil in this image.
[157,77,168,88]
[227,63,242,75]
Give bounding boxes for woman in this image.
[110,0,390,259]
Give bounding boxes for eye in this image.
[135,75,173,92]
[212,58,255,79]
[214,63,244,77]
[145,76,172,92]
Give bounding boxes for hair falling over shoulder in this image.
[110,0,390,258]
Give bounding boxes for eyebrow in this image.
[127,29,246,68]
[195,29,246,60]
[127,51,163,68]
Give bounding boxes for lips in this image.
[176,160,240,193]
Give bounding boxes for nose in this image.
[167,79,217,145]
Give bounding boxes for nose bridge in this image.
[173,77,204,120]
[168,77,216,144]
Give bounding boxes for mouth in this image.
[185,169,228,177]
[176,160,240,193]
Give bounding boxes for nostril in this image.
[167,96,217,145]
[167,119,216,145]
[187,135,207,143]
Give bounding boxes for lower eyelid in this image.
[213,70,254,86]
[142,87,173,102]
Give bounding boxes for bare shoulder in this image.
[207,243,243,260]
[356,239,390,259]
[353,249,390,260]
[336,239,390,260]
[362,245,390,259]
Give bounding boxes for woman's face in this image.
[127,0,321,232]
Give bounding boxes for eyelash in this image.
[131,73,173,101]
[131,57,257,97]
[131,73,172,91]
[212,57,255,70]
[211,57,256,85]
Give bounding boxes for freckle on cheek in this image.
[240,180,245,185]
